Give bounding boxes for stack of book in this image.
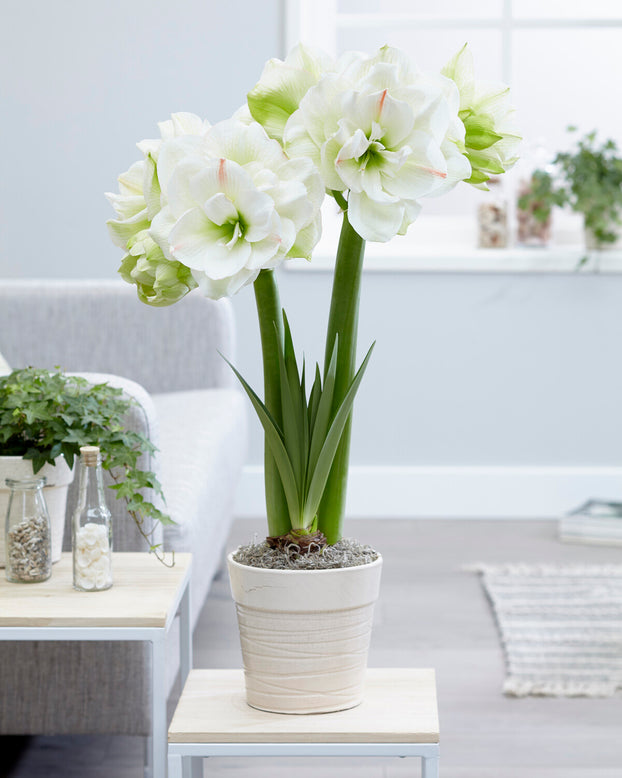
[559,500,622,546]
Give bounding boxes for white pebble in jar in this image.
[74,522,112,591]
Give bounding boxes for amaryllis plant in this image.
[107,43,518,551]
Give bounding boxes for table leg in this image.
[144,736,153,778]
[168,753,183,778]
[422,755,439,778]
[151,632,168,778]
[182,756,203,778]
[179,579,192,689]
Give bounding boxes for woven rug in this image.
[475,564,622,697]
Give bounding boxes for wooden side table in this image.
[168,668,440,778]
[0,552,193,778]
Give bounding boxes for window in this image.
[284,1,622,271]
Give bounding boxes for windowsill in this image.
[286,246,622,274]
[285,212,622,273]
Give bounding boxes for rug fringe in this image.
[504,676,619,698]
[466,563,622,577]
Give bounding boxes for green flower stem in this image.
[318,208,366,544]
[253,269,290,537]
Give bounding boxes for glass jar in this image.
[477,177,508,248]
[5,477,52,583]
[72,446,113,592]
[516,141,554,248]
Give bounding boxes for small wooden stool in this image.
[168,668,440,778]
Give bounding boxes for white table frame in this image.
[0,562,192,778]
[168,741,440,778]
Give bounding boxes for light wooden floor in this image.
[2,518,622,777]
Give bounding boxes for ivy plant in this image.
[519,129,622,247]
[0,367,173,562]
[555,129,622,247]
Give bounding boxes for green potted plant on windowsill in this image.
[519,129,622,250]
[0,367,172,567]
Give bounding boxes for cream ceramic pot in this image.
[0,456,75,567]
[227,552,383,714]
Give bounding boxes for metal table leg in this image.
[422,753,439,778]
[151,632,168,778]
[179,581,192,689]
[168,753,183,778]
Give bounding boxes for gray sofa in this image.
[0,279,247,735]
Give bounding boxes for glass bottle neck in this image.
[78,461,107,510]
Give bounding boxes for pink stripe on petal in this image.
[218,158,227,187]
[419,165,447,179]
[378,89,388,117]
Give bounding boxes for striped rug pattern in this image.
[476,564,622,697]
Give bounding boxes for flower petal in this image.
[247,44,331,142]
[192,266,259,300]
[382,131,448,199]
[348,190,405,242]
[203,193,238,226]
[156,136,207,196]
[169,207,250,277]
[286,213,322,260]
[107,208,150,249]
[206,119,286,171]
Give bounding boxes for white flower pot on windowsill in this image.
[0,456,75,567]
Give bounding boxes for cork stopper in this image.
[80,445,101,466]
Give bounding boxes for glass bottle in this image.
[72,446,113,591]
[5,477,52,583]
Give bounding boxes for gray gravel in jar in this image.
[7,516,51,582]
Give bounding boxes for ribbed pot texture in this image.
[227,552,383,714]
[0,456,75,567]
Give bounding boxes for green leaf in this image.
[307,336,338,482]
[224,357,302,527]
[303,342,375,526]
[277,317,304,493]
[307,364,322,432]
[299,358,309,481]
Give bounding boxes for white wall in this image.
[1,0,282,278]
[3,1,622,517]
[232,265,622,517]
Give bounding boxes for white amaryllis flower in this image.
[107,112,211,241]
[282,45,471,242]
[442,44,520,188]
[247,44,333,143]
[150,119,324,299]
[106,113,208,305]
